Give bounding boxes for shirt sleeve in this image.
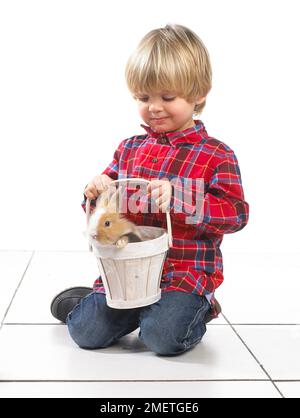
[170,150,249,235]
[101,140,124,180]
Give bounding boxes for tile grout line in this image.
[221,313,285,398]
[0,379,272,383]
[0,251,35,331]
[274,379,300,382]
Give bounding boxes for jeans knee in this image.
[139,317,184,356]
[67,311,111,349]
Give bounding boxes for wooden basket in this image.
[86,178,172,309]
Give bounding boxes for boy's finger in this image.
[147,184,153,193]
[85,191,93,200]
[86,186,95,196]
[94,180,102,192]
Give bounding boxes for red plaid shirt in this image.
[84,120,249,318]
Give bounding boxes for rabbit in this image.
[87,187,142,249]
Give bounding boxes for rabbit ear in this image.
[107,189,119,212]
[96,187,110,209]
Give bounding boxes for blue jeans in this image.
[67,291,210,356]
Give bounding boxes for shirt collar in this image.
[141,119,208,147]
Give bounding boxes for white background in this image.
[0,0,299,253]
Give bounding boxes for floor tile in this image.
[0,381,280,398]
[235,325,300,380]
[4,251,98,323]
[276,382,300,398]
[0,251,33,323]
[208,315,227,325]
[217,252,300,324]
[4,251,227,324]
[0,325,266,381]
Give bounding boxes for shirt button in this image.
[152,157,158,163]
[160,137,168,144]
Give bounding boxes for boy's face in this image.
[134,92,205,133]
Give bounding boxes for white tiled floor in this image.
[217,252,300,324]
[0,250,299,398]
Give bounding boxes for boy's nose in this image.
[149,101,163,112]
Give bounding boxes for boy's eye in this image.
[162,96,176,101]
[136,95,176,102]
[137,96,149,102]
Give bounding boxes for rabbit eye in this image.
[104,221,110,227]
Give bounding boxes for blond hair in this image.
[125,24,212,114]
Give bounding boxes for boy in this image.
[51,24,249,356]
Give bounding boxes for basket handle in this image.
[85,198,93,252]
[86,178,173,247]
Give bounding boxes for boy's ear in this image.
[195,95,206,105]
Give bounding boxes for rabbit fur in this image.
[87,187,142,249]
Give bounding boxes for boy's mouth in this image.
[150,116,169,122]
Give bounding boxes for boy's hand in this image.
[147,179,172,212]
[84,174,113,200]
